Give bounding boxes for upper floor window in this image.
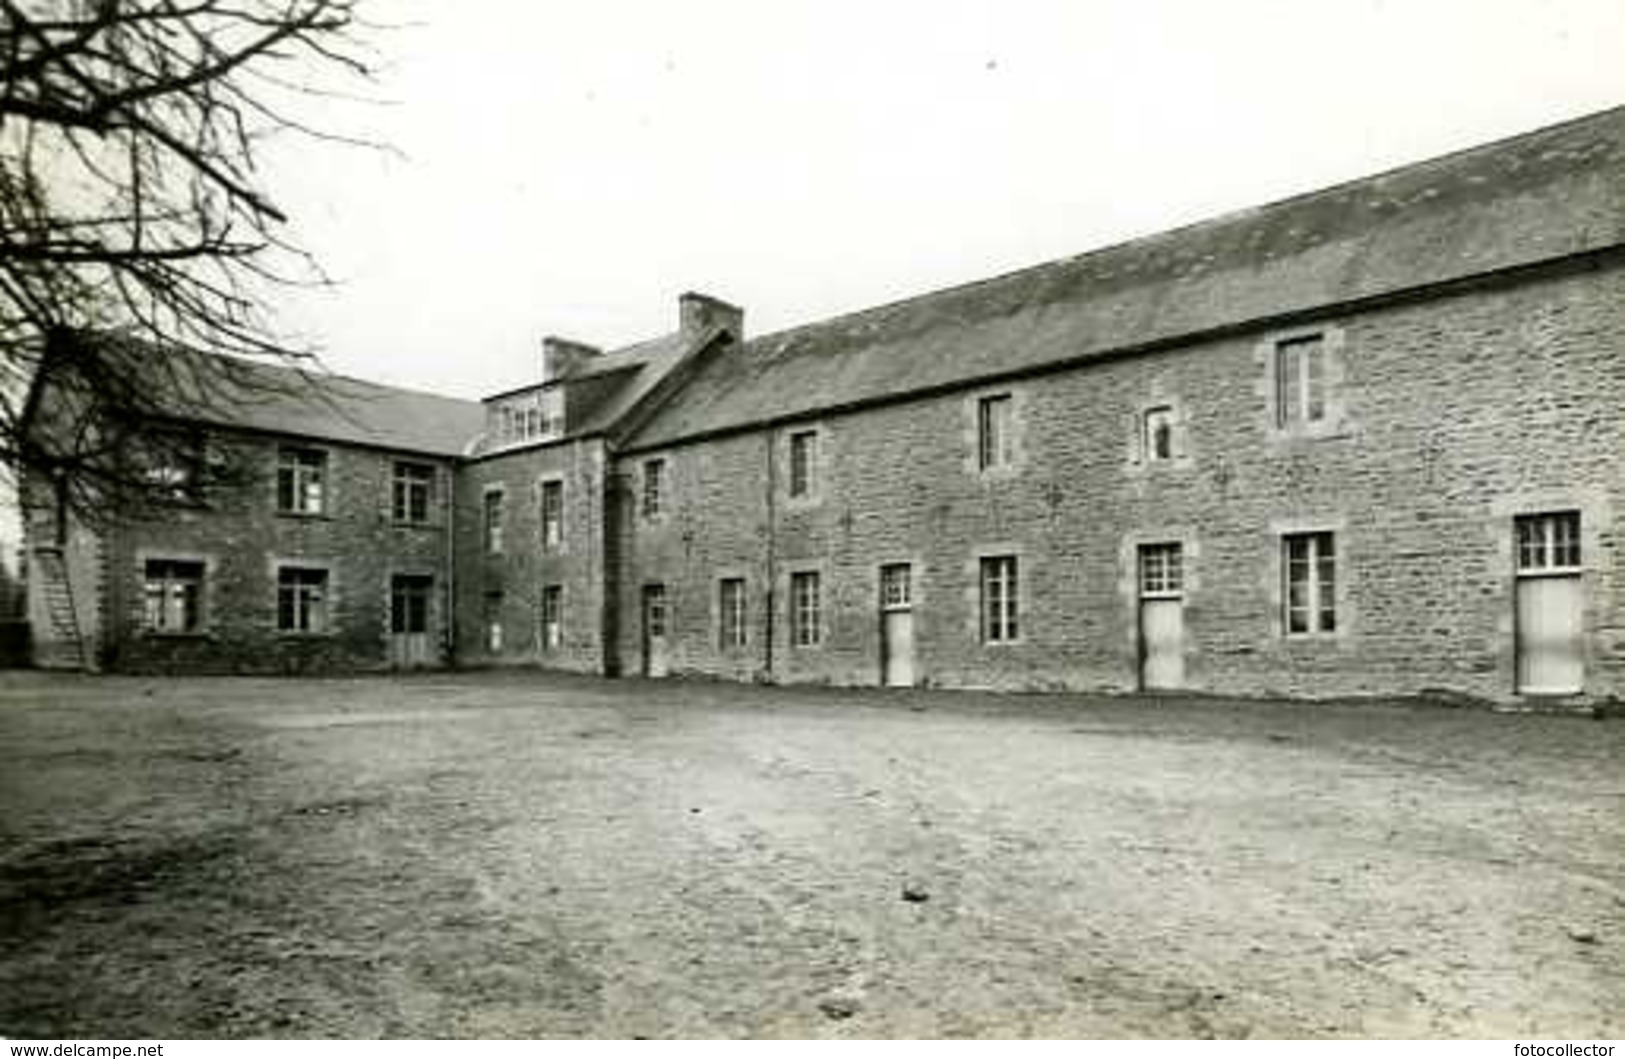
[392,462,433,524]
[490,389,565,446]
[978,394,1013,470]
[1283,531,1336,636]
[790,571,821,647]
[642,459,666,519]
[1276,335,1327,427]
[277,566,329,633]
[980,555,1019,642]
[719,577,747,648]
[1144,406,1175,463]
[788,430,818,498]
[1516,511,1581,574]
[483,489,505,554]
[143,559,203,633]
[139,431,204,504]
[540,480,564,550]
[276,447,326,515]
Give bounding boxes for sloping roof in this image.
[112,346,486,457]
[628,106,1625,450]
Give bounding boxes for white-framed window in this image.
[484,590,504,652]
[977,394,1013,470]
[790,571,821,647]
[392,462,433,524]
[276,566,328,633]
[719,577,747,648]
[1283,531,1336,636]
[483,489,505,554]
[1516,511,1581,574]
[643,458,666,518]
[541,585,562,649]
[788,430,817,498]
[980,555,1019,643]
[1276,334,1327,427]
[1138,542,1183,597]
[143,559,203,632]
[540,480,564,551]
[276,447,326,515]
[880,563,911,610]
[1144,406,1176,463]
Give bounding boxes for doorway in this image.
[642,583,669,678]
[1515,512,1583,695]
[879,563,914,687]
[1137,543,1184,691]
[389,574,433,668]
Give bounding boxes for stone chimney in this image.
[679,291,744,341]
[540,336,602,382]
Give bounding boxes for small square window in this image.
[880,563,912,610]
[1516,511,1581,574]
[1144,406,1175,462]
[1138,543,1183,597]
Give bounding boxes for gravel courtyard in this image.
[0,672,1620,1039]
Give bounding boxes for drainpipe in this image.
[763,427,777,680]
[443,459,456,668]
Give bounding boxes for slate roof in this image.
[84,344,488,458]
[627,105,1625,451]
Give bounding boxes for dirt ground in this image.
[0,672,1620,1039]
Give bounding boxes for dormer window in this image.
[488,388,565,447]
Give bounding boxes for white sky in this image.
[265,0,1625,400]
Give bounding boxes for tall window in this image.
[1139,543,1183,596]
[1283,532,1336,635]
[1276,335,1327,427]
[483,489,505,554]
[143,560,203,632]
[719,578,747,648]
[788,430,817,498]
[276,447,326,515]
[392,462,433,524]
[541,585,563,649]
[643,459,665,518]
[1144,406,1175,463]
[277,567,328,633]
[390,575,431,634]
[981,555,1019,642]
[1516,511,1581,573]
[540,480,564,550]
[790,571,821,647]
[484,591,504,652]
[978,394,1013,470]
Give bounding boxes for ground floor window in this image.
[541,585,562,649]
[484,591,504,652]
[1283,532,1336,636]
[277,567,329,633]
[143,559,203,632]
[719,578,747,648]
[1516,511,1581,573]
[980,555,1019,642]
[790,571,821,647]
[1138,542,1183,597]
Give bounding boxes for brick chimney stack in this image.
[679,291,744,341]
[540,337,602,382]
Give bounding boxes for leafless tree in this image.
[0,0,376,520]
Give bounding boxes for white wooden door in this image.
[642,584,669,678]
[883,611,915,687]
[1516,575,1582,694]
[1140,598,1184,690]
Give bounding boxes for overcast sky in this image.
[264,0,1625,400]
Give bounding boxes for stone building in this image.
[23,106,1625,702]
